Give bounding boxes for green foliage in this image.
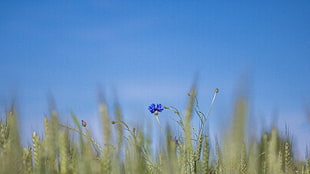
[0,88,309,174]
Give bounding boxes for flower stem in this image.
[155,115,165,137]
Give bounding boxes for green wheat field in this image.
[0,88,309,174]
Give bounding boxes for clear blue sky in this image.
[1,0,310,158]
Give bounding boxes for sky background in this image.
[1,0,310,158]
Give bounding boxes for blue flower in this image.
[148,104,164,115]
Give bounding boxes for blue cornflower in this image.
[148,104,164,115]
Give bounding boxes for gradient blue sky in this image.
[1,0,310,158]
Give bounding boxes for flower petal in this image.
[148,104,156,113]
[157,104,164,112]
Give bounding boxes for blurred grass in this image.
[0,88,309,174]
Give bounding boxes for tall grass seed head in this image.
[81,120,87,127]
[215,88,219,93]
[148,104,164,115]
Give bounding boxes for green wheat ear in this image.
[239,143,247,174]
[59,130,69,174]
[202,135,210,174]
[114,104,124,155]
[267,128,280,173]
[22,147,32,174]
[183,88,196,173]
[247,142,258,174]
[99,103,112,144]
[99,103,112,173]
[32,131,41,171]
[284,141,293,173]
[306,158,310,174]
[215,138,223,174]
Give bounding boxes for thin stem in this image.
[58,123,104,153]
[203,89,218,125]
[155,116,165,138]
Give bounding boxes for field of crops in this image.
[0,88,309,174]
